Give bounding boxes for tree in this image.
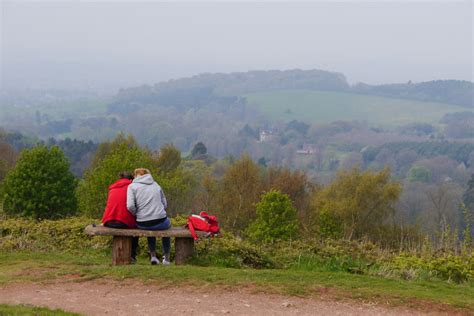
[156,144,181,174]
[190,142,208,159]
[425,183,463,234]
[0,141,17,183]
[460,175,474,240]
[2,145,77,219]
[247,190,299,243]
[464,174,474,213]
[217,154,261,234]
[312,168,401,241]
[261,167,314,229]
[89,133,137,169]
[408,165,431,183]
[340,152,364,170]
[77,134,155,218]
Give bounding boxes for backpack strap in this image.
[187,217,199,240]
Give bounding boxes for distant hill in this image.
[353,80,473,108]
[108,69,473,116]
[245,90,470,126]
[108,69,349,113]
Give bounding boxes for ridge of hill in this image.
[353,80,473,108]
[110,69,473,111]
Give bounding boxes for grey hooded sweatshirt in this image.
[126,174,167,223]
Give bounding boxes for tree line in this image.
[1,134,472,249]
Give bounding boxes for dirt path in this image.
[0,280,447,315]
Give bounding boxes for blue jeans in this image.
[137,218,171,255]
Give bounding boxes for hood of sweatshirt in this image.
[133,174,154,185]
[109,178,132,190]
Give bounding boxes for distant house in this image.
[259,130,274,142]
[297,144,316,155]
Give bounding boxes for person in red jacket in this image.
[101,171,138,263]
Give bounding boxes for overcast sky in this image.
[1,1,473,93]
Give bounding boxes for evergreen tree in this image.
[3,145,77,219]
[191,142,207,159]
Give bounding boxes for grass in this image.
[0,251,472,313]
[0,304,81,316]
[0,99,109,123]
[245,90,471,126]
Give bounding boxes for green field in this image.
[0,99,109,123]
[245,90,471,126]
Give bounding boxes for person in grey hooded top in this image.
[127,168,171,265]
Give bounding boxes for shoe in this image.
[150,256,160,265]
[162,255,170,265]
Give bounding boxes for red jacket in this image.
[101,179,136,228]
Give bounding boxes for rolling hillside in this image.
[245,90,471,126]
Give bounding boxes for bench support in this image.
[112,236,132,265]
[175,237,194,265]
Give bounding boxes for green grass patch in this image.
[0,99,109,123]
[0,251,472,312]
[245,90,470,126]
[0,304,81,316]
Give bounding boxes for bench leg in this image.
[112,236,132,265]
[175,237,194,265]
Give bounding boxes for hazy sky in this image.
[1,1,473,92]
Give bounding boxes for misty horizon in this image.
[1,1,473,93]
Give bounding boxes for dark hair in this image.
[118,171,134,180]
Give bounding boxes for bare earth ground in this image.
[0,279,453,316]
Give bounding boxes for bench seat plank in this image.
[84,224,206,238]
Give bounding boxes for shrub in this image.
[247,190,299,243]
[2,145,77,219]
[381,252,474,283]
[317,209,343,239]
[0,216,275,269]
[193,232,276,269]
[0,217,110,252]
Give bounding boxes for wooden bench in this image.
[84,225,206,265]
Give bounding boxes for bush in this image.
[247,190,299,243]
[0,216,275,268]
[192,232,276,269]
[0,217,110,252]
[1,216,471,283]
[281,239,382,274]
[381,252,474,283]
[2,145,77,219]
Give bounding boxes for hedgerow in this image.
[0,217,472,283]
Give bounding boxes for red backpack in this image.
[186,211,220,240]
